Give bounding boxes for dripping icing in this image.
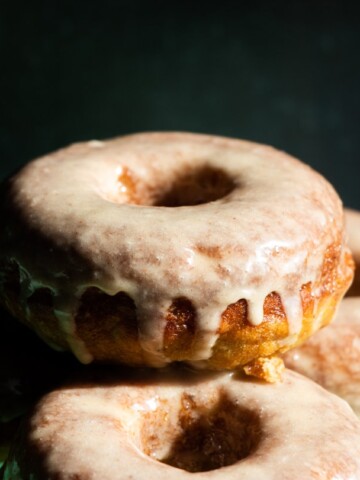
[0,133,349,366]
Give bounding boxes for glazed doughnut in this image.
[2,368,360,480]
[283,297,360,416]
[0,132,353,371]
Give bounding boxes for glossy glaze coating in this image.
[0,133,351,366]
[284,208,360,413]
[3,368,360,480]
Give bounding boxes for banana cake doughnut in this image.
[2,368,360,480]
[0,132,354,371]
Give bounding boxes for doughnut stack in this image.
[283,209,360,416]
[1,133,360,480]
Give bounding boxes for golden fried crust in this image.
[0,239,354,372]
[243,357,285,384]
[75,288,145,366]
[161,242,353,373]
[163,298,197,359]
[207,293,289,370]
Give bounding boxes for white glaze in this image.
[0,133,350,365]
[3,369,360,480]
[284,208,360,416]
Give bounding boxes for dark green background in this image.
[1,1,360,206]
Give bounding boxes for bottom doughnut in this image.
[2,368,360,480]
[284,297,360,416]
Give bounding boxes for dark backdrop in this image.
[1,1,360,207]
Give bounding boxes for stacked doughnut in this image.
[284,209,360,416]
[1,133,360,479]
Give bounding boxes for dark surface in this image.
[0,305,77,422]
[1,1,360,206]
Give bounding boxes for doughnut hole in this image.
[154,166,235,207]
[140,391,262,473]
[104,165,236,207]
[74,287,145,366]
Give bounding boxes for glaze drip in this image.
[0,133,350,366]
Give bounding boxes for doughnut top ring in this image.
[0,133,353,371]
